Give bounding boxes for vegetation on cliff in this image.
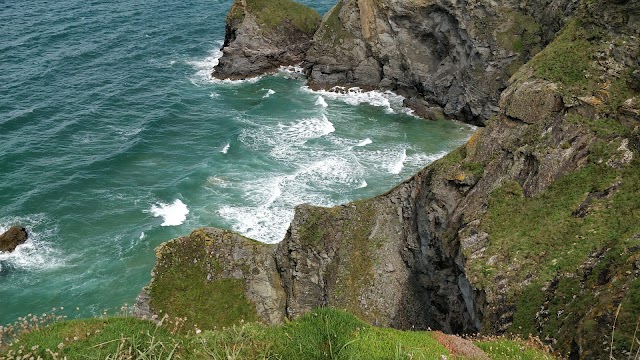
[1,308,555,359]
[228,0,320,35]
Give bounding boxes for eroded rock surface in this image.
[305,0,579,125]
[213,0,321,80]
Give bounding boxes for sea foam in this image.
[148,199,189,226]
[262,89,275,98]
[389,148,407,175]
[187,43,262,85]
[0,215,64,272]
[303,86,408,114]
[356,138,372,147]
[315,96,328,108]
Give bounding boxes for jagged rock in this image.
[0,226,28,253]
[305,0,578,125]
[213,0,321,80]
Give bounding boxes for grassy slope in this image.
[230,0,321,35]
[466,0,640,357]
[148,229,261,331]
[2,308,555,359]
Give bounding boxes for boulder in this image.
[0,226,28,253]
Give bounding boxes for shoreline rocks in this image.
[0,226,28,253]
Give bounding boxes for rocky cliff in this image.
[213,0,321,80]
[304,0,578,125]
[138,0,640,358]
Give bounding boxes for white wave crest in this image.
[262,89,275,98]
[389,148,407,175]
[147,199,189,226]
[356,138,372,147]
[187,42,262,85]
[279,64,305,74]
[303,86,408,114]
[405,150,449,168]
[220,142,230,154]
[217,156,366,243]
[315,96,328,108]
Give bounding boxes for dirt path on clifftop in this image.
[433,331,490,360]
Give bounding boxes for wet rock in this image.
[0,226,28,253]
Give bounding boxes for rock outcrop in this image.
[213,0,321,80]
[304,0,579,125]
[0,226,28,253]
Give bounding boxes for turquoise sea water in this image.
[0,0,473,324]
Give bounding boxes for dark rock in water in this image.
[0,226,28,253]
[213,0,321,80]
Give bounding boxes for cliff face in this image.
[305,0,578,125]
[213,0,321,80]
[139,0,640,358]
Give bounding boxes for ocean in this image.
[0,0,473,324]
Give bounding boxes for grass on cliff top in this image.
[244,0,321,35]
[528,19,600,93]
[149,230,260,331]
[315,1,354,47]
[2,308,557,359]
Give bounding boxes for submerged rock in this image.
[0,226,28,253]
[213,0,321,80]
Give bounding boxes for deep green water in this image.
[0,0,473,324]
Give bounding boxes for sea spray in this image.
[148,200,189,226]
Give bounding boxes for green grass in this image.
[2,308,558,359]
[528,19,601,94]
[468,133,640,357]
[2,317,186,359]
[566,114,628,138]
[476,338,555,360]
[244,0,321,35]
[496,8,542,55]
[149,230,260,331]
[315,2,354,47]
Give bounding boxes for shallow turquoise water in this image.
[0,0,473,324]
